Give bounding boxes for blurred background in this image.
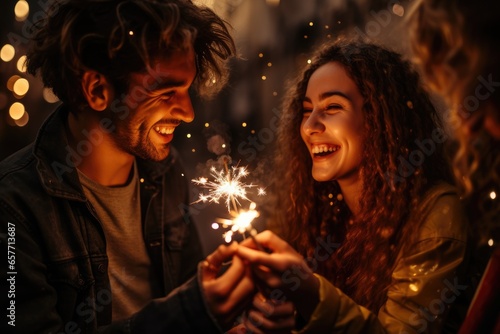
[0,0,414,253]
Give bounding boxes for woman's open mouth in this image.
[311,144,340,157]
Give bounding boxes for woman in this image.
[409,1,500,332]
[237,39,471,333]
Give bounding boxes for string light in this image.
[187,133,192,138]
[261,75,267,81]
[490,191,497,200]
[204,123,210,128]
[242,122,247,127]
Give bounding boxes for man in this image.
[0,0,254,332]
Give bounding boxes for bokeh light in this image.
[16,55,27,72]
[6,75,20,91]
[392,3,404,17]
[42,88,59,103]
[14,110,29,127]
[14,0,30,21]
[13,78,29,96]
[1,44,15,62]
[9,102,25,120]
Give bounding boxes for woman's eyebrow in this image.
[303,90,352,103]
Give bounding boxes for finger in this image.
[207,242,238,267]
[225,324,247,334]
[246,308,295,332]
[239,230,290,253]
[243,312,266,334]
[226,274,255,316]
[210,255,249,297]
[253,297,295,319]
[202,242,238,280]
[216,269,256,328]
[252,267,285,290]
[238,246,293,272]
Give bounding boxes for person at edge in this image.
[0,0,254,332]
[236,39,473,333]
[410,0,500,332]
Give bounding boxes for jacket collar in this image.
[33,104,176,199]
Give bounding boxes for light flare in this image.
[192,161,263,242]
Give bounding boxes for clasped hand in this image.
[201,231,320,333]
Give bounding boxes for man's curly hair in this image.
[26,0,235,109]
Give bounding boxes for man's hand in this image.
[201,242,255,330]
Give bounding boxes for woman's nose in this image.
[302,109,325,136]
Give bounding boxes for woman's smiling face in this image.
[300,61,365,184]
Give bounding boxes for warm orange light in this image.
[7,75,21,91]
[17,55,27,72]
[15,111,30,127]
[9,102,25,120]
[15,1,30,21]
[1,44,15,62]
[43,88,59,103]
[13,78,29,96]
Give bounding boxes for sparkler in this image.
[192,158,265,243]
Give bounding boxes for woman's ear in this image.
[81,71,114,111]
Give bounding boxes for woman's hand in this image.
[243,292,296,334]
[201,242,255,330]
[237,231,320,323]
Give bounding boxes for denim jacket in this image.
[0,105,222,333]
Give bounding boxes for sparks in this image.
[192,165,256,212]
[192,159,263,242]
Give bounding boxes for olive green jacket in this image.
[297,183,471,333]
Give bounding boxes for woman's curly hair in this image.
[409,0,500,244]
[272,38,453,312]
[26,0,235,109]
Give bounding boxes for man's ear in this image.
[81,71,113,111]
